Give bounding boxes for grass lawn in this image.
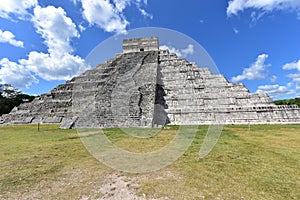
[0,124,299,199]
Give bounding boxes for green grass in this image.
[0,124,299,199]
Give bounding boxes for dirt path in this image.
[79,172,168,200]
[1,168,170,200]
[96,173,145,200]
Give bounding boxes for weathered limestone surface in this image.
[123,37,159,53]
[0,37,299,127]
[0,82,73,125]
[73,50,158,128]
[158,49,300,124]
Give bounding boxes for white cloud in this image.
[0,58,38,88]
[256,84,296,99]
[181,44,194,56]
[0,29,24,47]
[270,75,278,82]
[231,54,270,82]
[132,0,152,19]
[113,0,132,12]
[18,5,89,81]
[20,51,87,81]
[78,24,86,32]
[112,0,151,16]
[227,0,300,18]
[32,6,79,53]
[283,59,300,71]
[286,73,300,89]
[253,58,300,99]
[0,5,89,87]
[283,59,300,89]
[75,0,151,33]
[160,44,194,58]
[80,0,129,34]
[0,0,37,19]
[250,11,266,25]
[233,27,239,34]
[160,45,182,57]
[139,8,153,19]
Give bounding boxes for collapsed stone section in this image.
[0,37,299,127]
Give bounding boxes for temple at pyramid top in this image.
[123,37,159,53]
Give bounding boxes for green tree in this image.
[0,84,35,116]
[274,98,300,107]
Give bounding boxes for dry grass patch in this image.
[0,124,299,199]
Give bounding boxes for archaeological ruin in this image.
[0,37,299,128]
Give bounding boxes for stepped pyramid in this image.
[1,37,299,128]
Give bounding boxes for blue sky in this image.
[0,0,300,100]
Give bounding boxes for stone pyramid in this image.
[1,37,299,128]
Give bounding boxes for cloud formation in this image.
[0,29,24,47]
[254,58,300,99]
[233,27,239,34]
[270,75,278,82]
[113,0,132,12]
[80,0,129,34]
[283,59,300,89]
[32,6,79,53]
[76,0,150,34]
[287,73,300,89]
[20,5,89,81]
[231,54,270,82]
[283,59,300,71]
[0,5,89,88]
[256,84,296,99]
[0,58,37,88]
[0,0,37,19]
[139,7,153,19]
[160,44,194,58]
[227,0,300,19]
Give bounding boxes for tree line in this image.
[273,98,300,107]
[0,84,35,116]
